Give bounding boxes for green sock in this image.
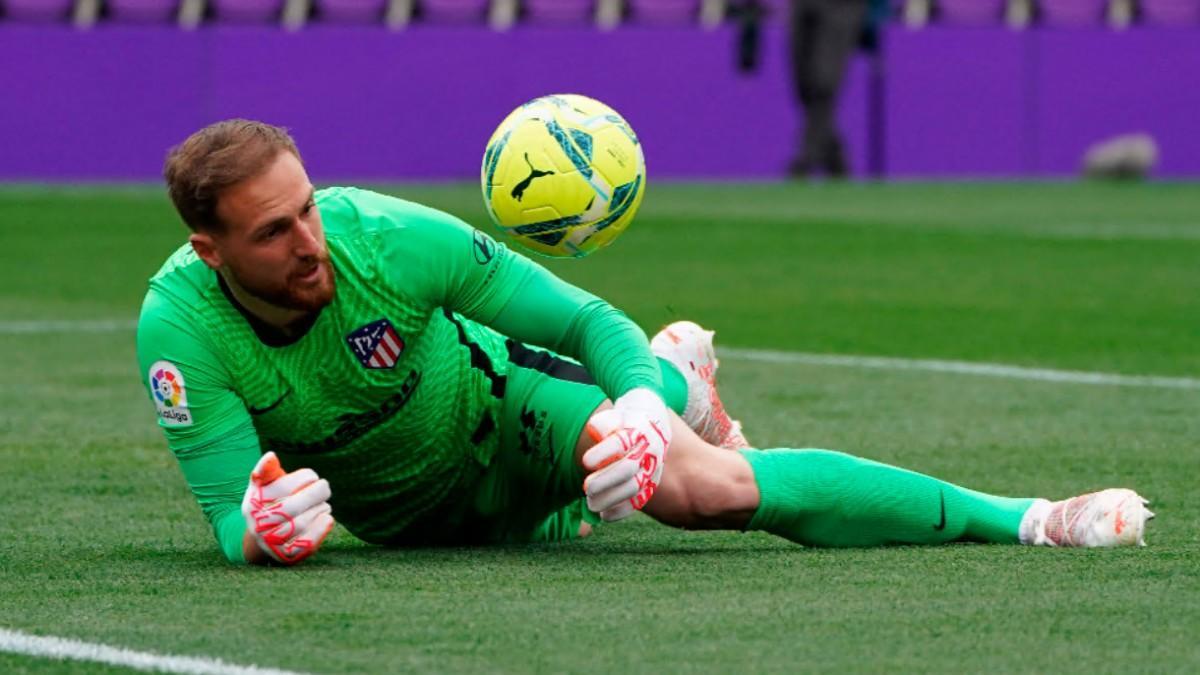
[656,356,689,417]
[742,448,1034,547]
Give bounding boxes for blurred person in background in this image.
[787,0,874,178]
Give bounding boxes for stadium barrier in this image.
[0,21,1195,179]
[3,0,1200,29]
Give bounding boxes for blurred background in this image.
[2,4,1199,672]
[0,0,1197,182]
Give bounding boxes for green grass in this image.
[1,182,1198,673]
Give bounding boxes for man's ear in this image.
[189,232,223,270]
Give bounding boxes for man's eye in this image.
[302,202,315,215]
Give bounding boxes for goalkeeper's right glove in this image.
[240,451,335,565]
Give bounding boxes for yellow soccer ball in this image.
[481,94,646,258]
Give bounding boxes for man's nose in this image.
[293,221,321,256]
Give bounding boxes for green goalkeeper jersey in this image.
[136,187,663,563]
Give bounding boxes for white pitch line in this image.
[0,628,307,675]
[0,319,136,334]
[720,348,1200,391]
[2,319,1196,391]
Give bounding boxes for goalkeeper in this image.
[137,120,1152,566]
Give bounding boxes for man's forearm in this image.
[486,268,664,400]
[560,300,664,399]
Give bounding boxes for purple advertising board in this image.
[0,23,1195,179]
[0,24,866,180]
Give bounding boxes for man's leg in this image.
[645,324,1029,544]
[633,417,1032,546]
[789,0,821,175]
[520,333,1151,549]
[638,320,1154,548]
[614,420,1152,548]
[805,0,869,176]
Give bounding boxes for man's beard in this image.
[231,255,336,313]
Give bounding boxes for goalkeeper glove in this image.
[241,451,335,565]
[581,388,672,522]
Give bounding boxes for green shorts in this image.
[407,342,607,546]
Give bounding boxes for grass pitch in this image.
[1,182,1198,673]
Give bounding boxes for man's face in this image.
[193,152,334,313]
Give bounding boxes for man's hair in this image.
[163,119,302,232]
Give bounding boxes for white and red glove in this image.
[241,451,335,565]
[581,388,672,522]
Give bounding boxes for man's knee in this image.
[685,463,759,529]
[648,426,760,529]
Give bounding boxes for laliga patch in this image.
[148,360,193,427]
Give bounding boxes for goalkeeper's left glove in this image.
[581,387,672,522]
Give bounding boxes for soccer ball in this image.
[481,94,646,258]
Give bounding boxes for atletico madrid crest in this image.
[346,318,405,369]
